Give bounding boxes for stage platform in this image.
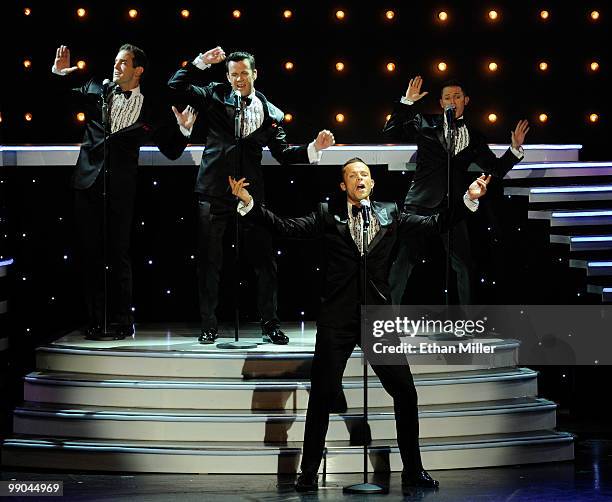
[1,323,573,474]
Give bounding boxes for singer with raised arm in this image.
[52,44,197,339]
[383,76,529,305]
[228,158,491,493]
[167,46,335,345]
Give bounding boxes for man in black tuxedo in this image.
[229,159,490,492]
[384,76,529,305]
[168,47,334,345]
[52,44,196,339]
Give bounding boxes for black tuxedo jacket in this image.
[383,101,521,209]
[168,63,309,205]
[246,199,463,328]
[58,77,189,190]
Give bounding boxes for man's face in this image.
[439,85,469,118]
[227,59,257,96]
[113,49,143,88]
[340,162,375,205]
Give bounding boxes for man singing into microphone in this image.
[228,159,491,492]
[384,77,529,305]
[52,44,197,339]
[168,47,335,345]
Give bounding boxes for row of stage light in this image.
[21,7,604,22]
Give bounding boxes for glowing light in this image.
[591,10,600,20]
[335,10,345,20]
[128,9,138,18]
[283,9,293,19]
[335,113,345,123]
[335,61,345,71]
[540,10,549,20]
[488,113,498,123]
[437,61,447,72]
[488,61,498,72]
[180,9,190,18]
[25,113,33,122]
[76,112,86,122]
[539,61,549,71]
[77,60,86,70]
[284,113,293,122]
[386,114,392,121]
[386,62,396,72]
[488,10,499,20]
[385,10,395,20]
[181,60,188,68]
[589,113,599,123]
[77,8,87,17]
[232,9,241,18]
[590,61,600,71]
[538,113,548,123]
[24,8,31,16]
[284,61,294,71]
[438,11,448,21]
[23,60,32,69]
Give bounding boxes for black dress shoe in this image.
[198,328,218,344]
[114,323,135,339]
[294,472,318,492]
[262,323,289,345]
[401,469,439,489]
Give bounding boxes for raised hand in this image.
[511,120,530,149]
[172,105,199,130]
[467,174,492,200]
[229,176,252,205]
[53,45,79,75]
[405,75,428,102]
[201,46,226,65]
[314,129,335,151]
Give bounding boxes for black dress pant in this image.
[300,323,423,475]
[390,205,473,305]
[197,198,278,330]
[74,172,136,327]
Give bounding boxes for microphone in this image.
[444,104,456,127]
[360,199,371,229]
[233,89,242,107]
[102,79,114,99]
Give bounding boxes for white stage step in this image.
[506,185,612,203]
[0,431,574,473]
[587,285,612,302]
[22,367,538,410]
[505,161,612,180]
[550,234,612,251]
[13,397,556,442]
[570,260,612,276]
[528,210,612,227]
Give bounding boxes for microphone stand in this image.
[445,114,456,308]
[344,201,386,495]
[217,92,256,349]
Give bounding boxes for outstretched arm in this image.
[382,75,427,141]
[52,45,79,76]
[229,177,323,239]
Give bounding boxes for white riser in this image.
[23,370,538,410]
[570,260,612,276]
[587,285,612,302]
[529,211,612,227]
[506,163,612,179]
[550,235,612,251]
[35,344,519,378]
[0,432,574,473]
[506,186,612,202]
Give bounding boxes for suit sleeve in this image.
[398,198,472,237]
[382,100,424,141]
[167,62,214,109]
[149,117,189,161]
[266,123,309,165]
[471,135,521,178]
[244,203,323,239]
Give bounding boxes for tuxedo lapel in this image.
[332,203,360,254]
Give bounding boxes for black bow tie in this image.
[451,118,465,128]
[240,96,252,107]
[351,205,362,217]
[114,87,132,99]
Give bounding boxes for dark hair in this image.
[439,79,467,97]
[340,157,368,179]
[225,51,256,72]
[118,43,148,74]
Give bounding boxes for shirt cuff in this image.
[307,141,323,164]
[463,192,479,212]
[510,145,524,159]
[51,65,69,76]
[192,54,212,71]
[400,96,415,106]
[179,125,192,137]
[237,197,254,216]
